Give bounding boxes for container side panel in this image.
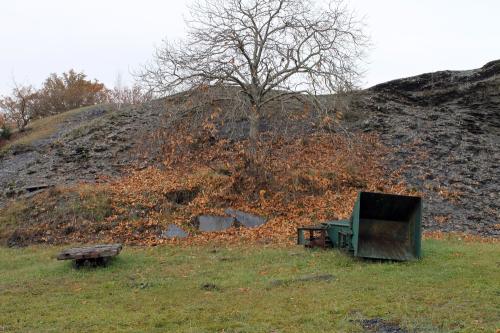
[357,219,415,260]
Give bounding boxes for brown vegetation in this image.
[1,130,416,246]
[423,231,499,244]
[33,69,108,117]
[108,132,412,245]
[0,70,108,132]
[0,83,37,132]
[0,70,151,147]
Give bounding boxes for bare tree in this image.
[0,83,38,132]
[139,0,367,156]
[109,74,153,111]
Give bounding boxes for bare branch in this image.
[138,0,368,154]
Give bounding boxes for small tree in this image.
[140,0,367,157]
[0,83,37,132]
[35,69,108,117]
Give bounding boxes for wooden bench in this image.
[57,244,123,268]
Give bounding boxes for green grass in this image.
[0,240,498,332]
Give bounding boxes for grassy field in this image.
[0,240,498,333]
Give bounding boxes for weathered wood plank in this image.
[57,244,122,260]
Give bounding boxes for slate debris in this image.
[358,318,408,333]
[193,210,267,232]
[196,215,236,232]
[270,274,336,287]
[0,102,165,207]
[225,209,267,228]
[25,184,53,193]
[160,224,189,239]
[347,60,500,237]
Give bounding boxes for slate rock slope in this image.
[1,61,498,237]
[0,101,165,206]
[350,60,500,236]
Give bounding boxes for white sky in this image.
[1,0,499,95]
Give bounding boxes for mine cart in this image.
[298,192,422,261]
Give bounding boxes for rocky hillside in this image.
[0,60,498,238]
[0,101,166,206]
[350,60,500,236]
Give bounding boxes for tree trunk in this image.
[248,104,260,158]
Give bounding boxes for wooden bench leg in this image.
[73,257,110,269]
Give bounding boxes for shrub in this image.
[0,114,12,140]
[0,84,37,131]
[0,123,12,140]
[33,70,109,118]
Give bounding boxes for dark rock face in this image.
[225,209,267,228]
[348,60,500,237]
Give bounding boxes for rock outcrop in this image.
[348,60,500,236]
[0,101,165,206]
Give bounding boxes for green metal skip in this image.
[298,192,422,261]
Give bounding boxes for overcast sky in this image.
[1,0,499,95]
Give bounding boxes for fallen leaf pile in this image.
[96,131,414,245]
[7,128,498,246]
